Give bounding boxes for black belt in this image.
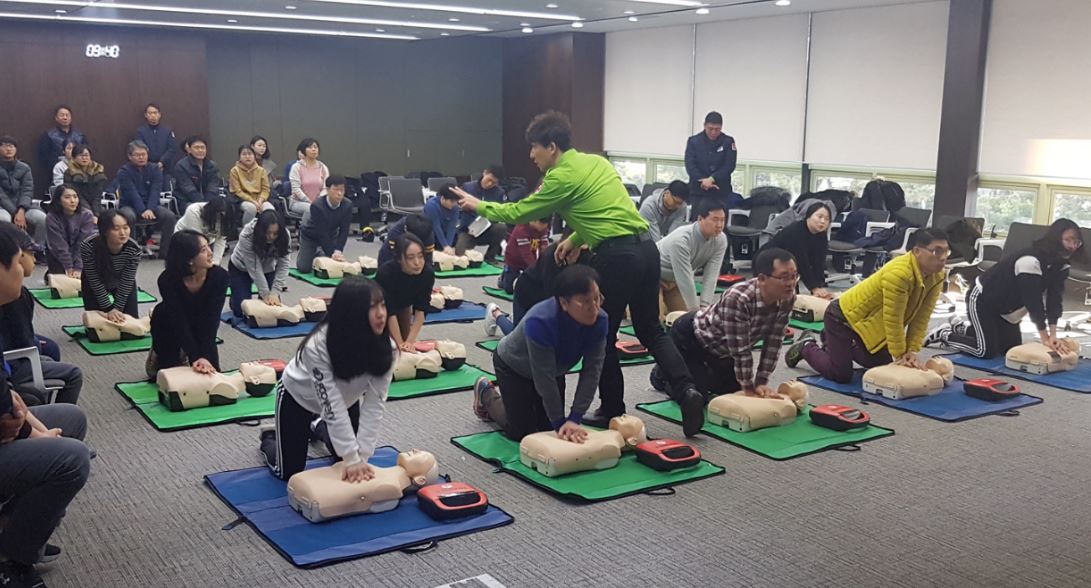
[594,232,649,252]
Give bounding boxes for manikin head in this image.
[695,201,727,240]
[924,356,955,384]
[703,111,723,142]
[525,110,572,173]
[777,380,809,411]
[754,248,798,304]
[909,228,950,277]
[608,415,648,447]
[397,449,441,486]
[662,180,689,212]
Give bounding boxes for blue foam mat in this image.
[204,446,514,568]
[940,352,1091,394]
[425,301,487,324]
[799,370,1042,422]
[220,312,317,340]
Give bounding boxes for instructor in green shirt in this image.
[453,111,705,436]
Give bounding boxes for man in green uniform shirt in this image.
[453,111,705,436]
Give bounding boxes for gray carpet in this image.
[29,240,1091,587]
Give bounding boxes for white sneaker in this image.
[924,323,952,348]
[484,303,499,337]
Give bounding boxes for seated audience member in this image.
[37,105,87,173]
[147,230,228,376]
[639,180,690,243]
[657,200,728,315]
[926,218,1085,358]
[0,135,47,246]
[423,186,460,255]
[174,195,229,266]
[455,165,508,262]
[288,138,328,216]
[229,144,272,225]
[0,226,90,587]
[499,216,551,294]
[759,201,833,299]
[80,209,142,319]
[117,140,177,259]
[375,234,435,352]
[260,277,393,481]
[64,144,108,215]
[45,184,97,277]
[0,222,84,406]
[297,175,353,274]
[763,190,851,240]
[172,135,221,211]
[228,210,290,318]
[378,213,435,266]
[652,248,797,437]
[51,140,77,188]
[250,135,277,186]
[473,265,607,442]
[786,229,949,382]
[136,103,179,170]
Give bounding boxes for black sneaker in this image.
[680,387,706,438]
[785,334,816,369]
[38,545,60,564]
[259,429,278,469]
[648,366,667,392]
[0,559,46,587]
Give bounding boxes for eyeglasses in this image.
[763,273,799,283]
[569,293,605,310]
[922,246,951,259]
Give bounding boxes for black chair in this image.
[827,208,891,282]
[725,203,783,271]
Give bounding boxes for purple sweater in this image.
[46,209,97,271]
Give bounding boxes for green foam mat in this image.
[435,264,503,278]
[62,325,222,356]
[30,288,156,309]
[481,286,513,302]
[114,372,274,431]
[473,340,654,371]
[388,364,492,400]
[637,400,894,460]
[451,430,724,502]
[224,284,258,296]
[789,318,824,332]
[288,269,344,287]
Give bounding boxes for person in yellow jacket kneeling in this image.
[785,228,948,383]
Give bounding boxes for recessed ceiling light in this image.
[623,10,634,14]
[285,4,297,9]
[310,0,582,21]
[775,0,791,5]
[695,7,709,15]
[376,27,385,31]
[227,18,238,22]
[54,8,65,12]
[627,0,703,6]
[627,16,638,22]
[448,17,459,21]
[545,3,558,8]
[521,26,533,33]
[571,21,583,28]
[440,31,449,35]
[519,22,530,26]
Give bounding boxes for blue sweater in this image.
[423,196,459,249]
[116,162,164,215]
[301,195,353,254]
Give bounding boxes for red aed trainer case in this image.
[417,482,489,520]
[635,439,701,471]
[809,404,870,431]
[963,378,1020,401]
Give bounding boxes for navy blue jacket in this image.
[116,162,164,215]
[172,155,221,210]
[457,180,505,232]
[684,131,737,194]
[423,196,459,249]
[136,124,179,168]
[301,196,353,255]
[38,126,87,170]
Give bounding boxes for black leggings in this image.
[268,384,360,480]
[492,354,565,441]
[947,282,1023,359]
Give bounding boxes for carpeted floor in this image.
[30,239,1091,588]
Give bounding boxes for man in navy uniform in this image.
[684,111,737,220]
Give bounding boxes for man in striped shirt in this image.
[654,249,797,412]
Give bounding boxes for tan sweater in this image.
[229,162,270,205]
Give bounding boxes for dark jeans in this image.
[801,301,892,383]
[499,267,521,294]
[267,383,360,480]
[36,335,60,361]
[947,283,1022,359]
[81,280,139,318]
[590,237,693,417]
[120,206,177,259]
[491,354,564,441]
[0,404,89,565]
[666,311,741,401]
[150,302,220,370]
[10,357,83,405]
[455,224,506,260]
[228,262,275,318]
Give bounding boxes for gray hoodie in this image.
[639,189,689,242]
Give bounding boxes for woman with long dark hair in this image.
[926,218,1086,358]
[375,233,435,352]
[260,277,395,481]
[79,209,141,320]
[227,209,290,318]
[174,194,229,265]
[146,230,229,377]
[45,184,96,277]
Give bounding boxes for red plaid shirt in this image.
[692,278,793,389]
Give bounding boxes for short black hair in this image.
[525,111,573,151]
[533,215,552,226]
[554,264,600,300]
[54,104,72,117]
[437,184,460,201]
[404,213,435,246]
[394,232,425,262]
[297,137,320,155]
[326,175,346,188]
[0,135,17,148]
[183,135,207,150]
[911,228,949,249]
[666,180,689,202]
[0,224,19,269]
[238,144,254,157]
[144,103,160,113]
[754,247,795,276]
[704,111,723,125]
[695,198,726,219]
[483,164,505,180]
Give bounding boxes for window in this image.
[1052,189,1091,228]
[731,168,746,194]
[751,167,803,198]
[811,172,870,196]
[974,186,1036,234]
[896,179,936,211]
[610,159,647,189]
[653,161,687,185]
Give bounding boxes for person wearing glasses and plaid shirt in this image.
[653,248,797,436]
[786,228,950,383]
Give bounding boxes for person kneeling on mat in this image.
[652,248,797,437]
[296,175,353,274]
[925,218,1085,358]
[785,228,948,382]
[375,233,435,353]
[472,265,607,443]
[261,277,394,481]
[228,210,291,319]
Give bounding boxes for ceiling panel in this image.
[0,0,940,41]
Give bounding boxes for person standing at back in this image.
[684,111,736,220]
[136,103,179,171]
[38,105,87,175]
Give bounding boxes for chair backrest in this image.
[427,176,456,193]
[1002,222,1049,255]
[747,204,782,231]
[624,183,640,197]
[858,208,891,223]
[389,177,426,209]
[933,214,985,234]
[640,184,657,198]
[895,206,932,228]
[378,176,392,192]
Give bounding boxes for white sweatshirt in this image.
[280,326,393,466]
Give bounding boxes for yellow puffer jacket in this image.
[838,253,945,357]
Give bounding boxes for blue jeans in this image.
[229,263,275,318]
